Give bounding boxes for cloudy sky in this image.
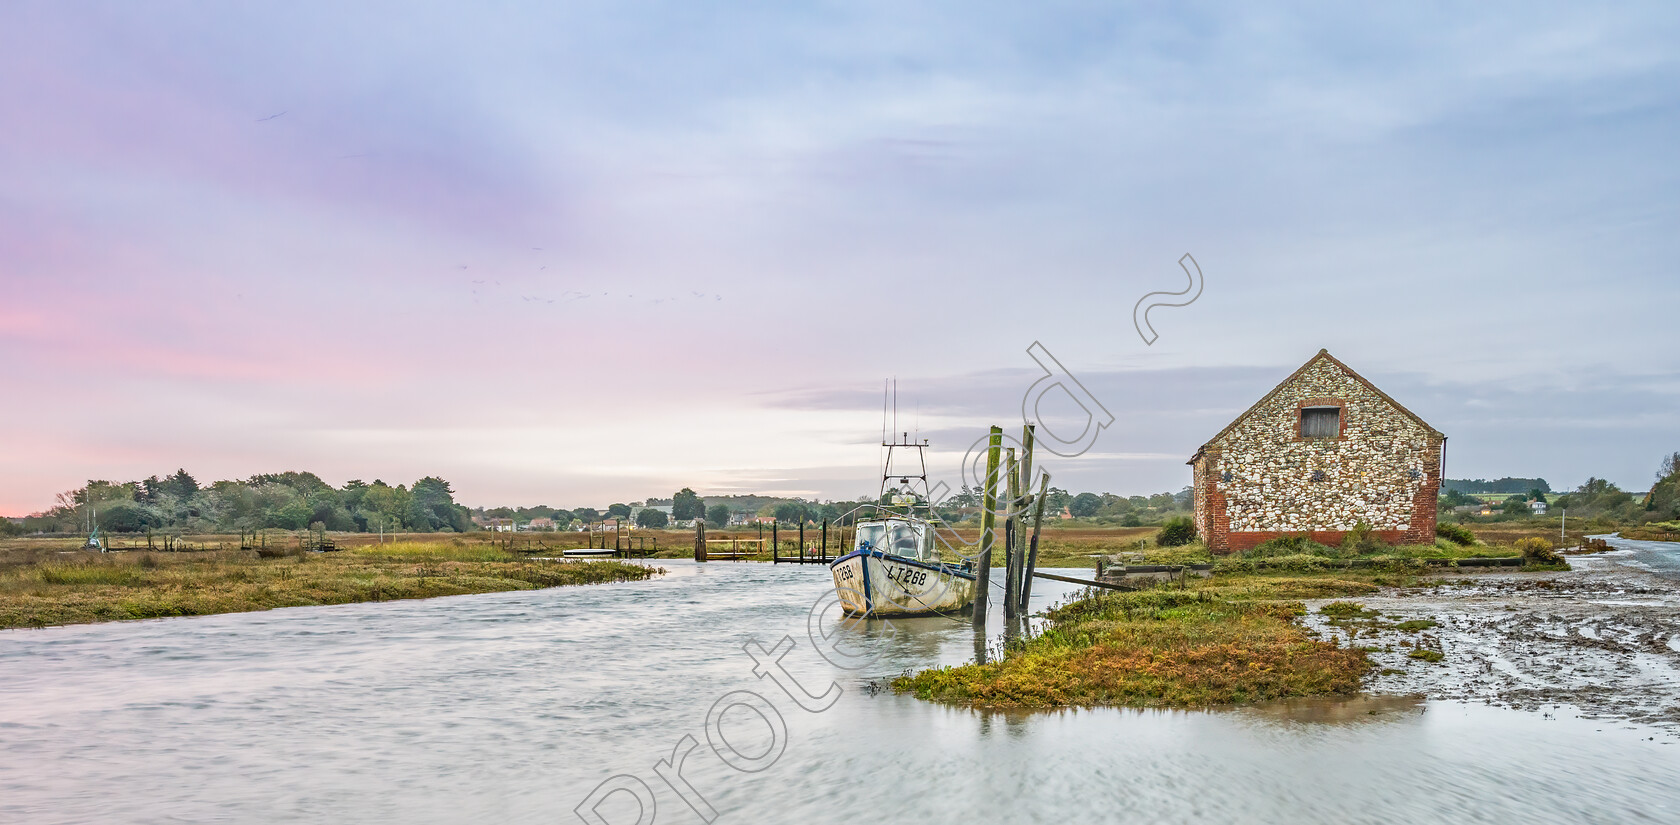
[2,2,1677,514]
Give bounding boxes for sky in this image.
[2,1,1678,514]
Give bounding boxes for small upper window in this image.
[1300,406,1341,439]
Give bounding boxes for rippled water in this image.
[3,560,1678,824]
[1601,533,1680,578]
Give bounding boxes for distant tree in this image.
[166,468,199,499]
[76,480,137,507]
[359,481,409,532]
[607,503,632,519]
[1043,487,1072,512]
[635,508,669,528]
[98,501,165,533]
[1501,497,1530,517]
[573,507,601,523]
[1120,513,1143,527]
[705,504,730,526]
[0,518,21,537]
[1069,493,1102,518]
[549,509,574,528]
[271,499,313,530]
[672,488,704,521]
[339,479,369,512]
[774,502,805,523]
[1527,488,1548,503]
[1658,452,1680,483]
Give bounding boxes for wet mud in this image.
[1302,548,1680,733]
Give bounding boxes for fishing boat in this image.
[829,409,976,617]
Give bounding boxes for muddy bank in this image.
[1302,540,1680,733]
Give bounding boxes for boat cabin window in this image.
[855,520,933,560]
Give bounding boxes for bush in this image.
[1248,534,1335,558]
[1119,513,1142,527]
[1515,537,1561,564]
[1156,516,1196,547]
[1435,522,1476,546]
[1341,521,1386,555]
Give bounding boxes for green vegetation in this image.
[1395,619,1439,632]
[1155,516,1197,547]
[0,541,659,629]
[1319,601,1380,620]
[25,472,476,536]
[1436,522,1476,546]
[1514,536,1565,568]
[1407,649,1444,663]
[894,588,1371,708]
[1444,477,1551,495]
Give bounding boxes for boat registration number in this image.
[885,566,929,587]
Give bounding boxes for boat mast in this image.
[879,380,932,515]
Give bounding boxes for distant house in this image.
[1188,350,1446,553]
[484,517,515,532]
[526,517,557,531]
[1529,500,1548,515]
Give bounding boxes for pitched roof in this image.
[1188,349,1442,464]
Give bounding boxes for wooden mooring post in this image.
[973,426,1002,627]
[1003,447,1021,619]
[694,519,707,562]
[1021,471,1050,609]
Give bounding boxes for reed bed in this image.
[0,541,659,629]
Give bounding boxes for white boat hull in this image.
[830,550,975,617]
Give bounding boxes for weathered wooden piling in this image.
[1021,472,1049,609]
[974,426,1002,627]
[694,519,707,562]
[1003,448,1021,619]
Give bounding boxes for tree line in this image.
[12,470,471,535]
[0,471,1207,538]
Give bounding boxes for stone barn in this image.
[1189,350,1445,553]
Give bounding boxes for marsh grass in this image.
[0,541,659,629]
[894,588,1370,708]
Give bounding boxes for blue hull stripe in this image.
[828,548,977,582]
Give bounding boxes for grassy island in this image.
[893,525,1564,709]
[894,583,1373,708]
[0,540,660,629]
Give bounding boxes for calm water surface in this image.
[2,559,1678,824]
